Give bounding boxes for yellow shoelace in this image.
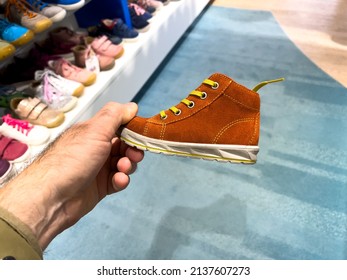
[159,79,218,120]
[158,77,285,120]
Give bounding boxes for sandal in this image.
[9,96,65,128]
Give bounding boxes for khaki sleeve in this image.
[0,206,43,260]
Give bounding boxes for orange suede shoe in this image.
[119,73,284,163]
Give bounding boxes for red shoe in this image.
[0,134,30,163]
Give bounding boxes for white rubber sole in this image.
[48,9,67,23]
[123,36,139,43]
[8,146,31,163]
[135,24,150,33]
[57,0,85,10]
[120,128,258,164]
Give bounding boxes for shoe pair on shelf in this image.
[0,83,65,128]
[5,0,65,34]
[5,0,86,31]
[0,0,86,61]
[0,18,34,61]
[130,0,161,15]
[88,18,139,44]
[0,132,28,183]
[41,26,124,72]
[72,35,124,72]
[0,133,30,163]
[128,2,152,32]
[119,73,284,164]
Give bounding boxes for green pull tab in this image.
[252,78,285,92]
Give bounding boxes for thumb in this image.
[119,102,139,125]
[90,102,138,137]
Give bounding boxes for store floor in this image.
[45,2,347,259]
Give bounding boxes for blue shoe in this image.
[129,3,152,22]
[128,4,150,32]
[100,19,139,42]
[87,25,123,45]
[0,19,34,46]
[42,0,85,10]
[25,0,67,22]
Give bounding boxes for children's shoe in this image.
[48,58,97,86]
[44,26,86,55]
[99,18,139,42]
[129,3,152,21]
[0,114,51,146]
[85,35,124,59]
[42,0,85,10]
[0,43,61,84]
[158,0,170,5]
[32,72,78,113]
[0,86,32,109]
[87,25,123,45]
[35,68,85,97]
[0,19,34,46]
[128,3,150,32]
[25,0,67,22]
[5,0,53,33]
[132,0,156,14]
[0,158,12,184]
[147,0,163,11]
[72,44,115,72]
[0,39,15,61]
[10,96,65,128]
[0,134,30,163]
[119,73,284,163]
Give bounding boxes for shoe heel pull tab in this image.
[252,78,285,92]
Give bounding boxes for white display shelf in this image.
[10,0,210,172]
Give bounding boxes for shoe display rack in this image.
[5,0,210,174]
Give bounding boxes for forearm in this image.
[0,157,68,251]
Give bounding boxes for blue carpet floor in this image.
[45,5,347,260]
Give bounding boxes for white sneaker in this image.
[33,71,78,113]
[35,69,84,98]
[26,0,67,22]
[0,114,51,146]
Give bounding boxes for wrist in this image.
[0,161,67,250]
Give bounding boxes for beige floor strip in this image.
[213,0,347,87]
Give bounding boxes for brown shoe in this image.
[119,73,283,163]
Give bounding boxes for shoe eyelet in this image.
[200,92,207,99]
[212,82,219,89]
[188,101,195,108]
[174,109,182,116]
[161,115,168,120]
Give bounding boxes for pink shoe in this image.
[72,44,115,71]
[85,35,124,59]
[0,134,30,163]
[48,58,97,86]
